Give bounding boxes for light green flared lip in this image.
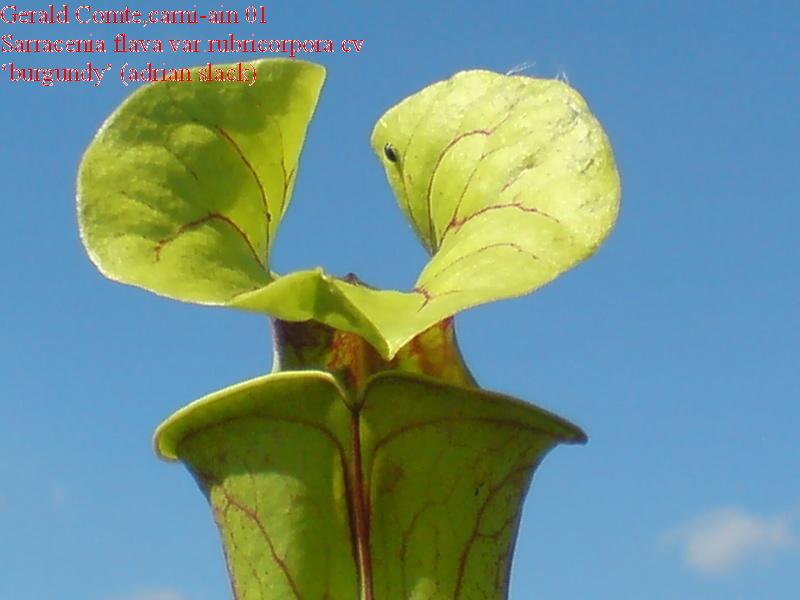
[153,370,340,461]
[153,370,587,462]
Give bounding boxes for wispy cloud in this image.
[666,507,796,575]
[113,589,186,600]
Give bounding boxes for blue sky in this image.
[1,2,798,599]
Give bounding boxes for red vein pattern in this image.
[420,242,539,287]
[153,212,263,267]
[441,200,560,243]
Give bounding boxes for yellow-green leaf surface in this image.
[371,70,620,321]
[78,59,324,301]
[155,371,585,600]
[78,60,620,358]
[157,372,360,600]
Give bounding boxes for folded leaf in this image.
[371,69,620,320]
[78,61,620,358]
[78,59,325,302]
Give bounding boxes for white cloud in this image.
[666,507,795,575]
[114,589,186,600]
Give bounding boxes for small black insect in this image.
[383,143,399,163]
